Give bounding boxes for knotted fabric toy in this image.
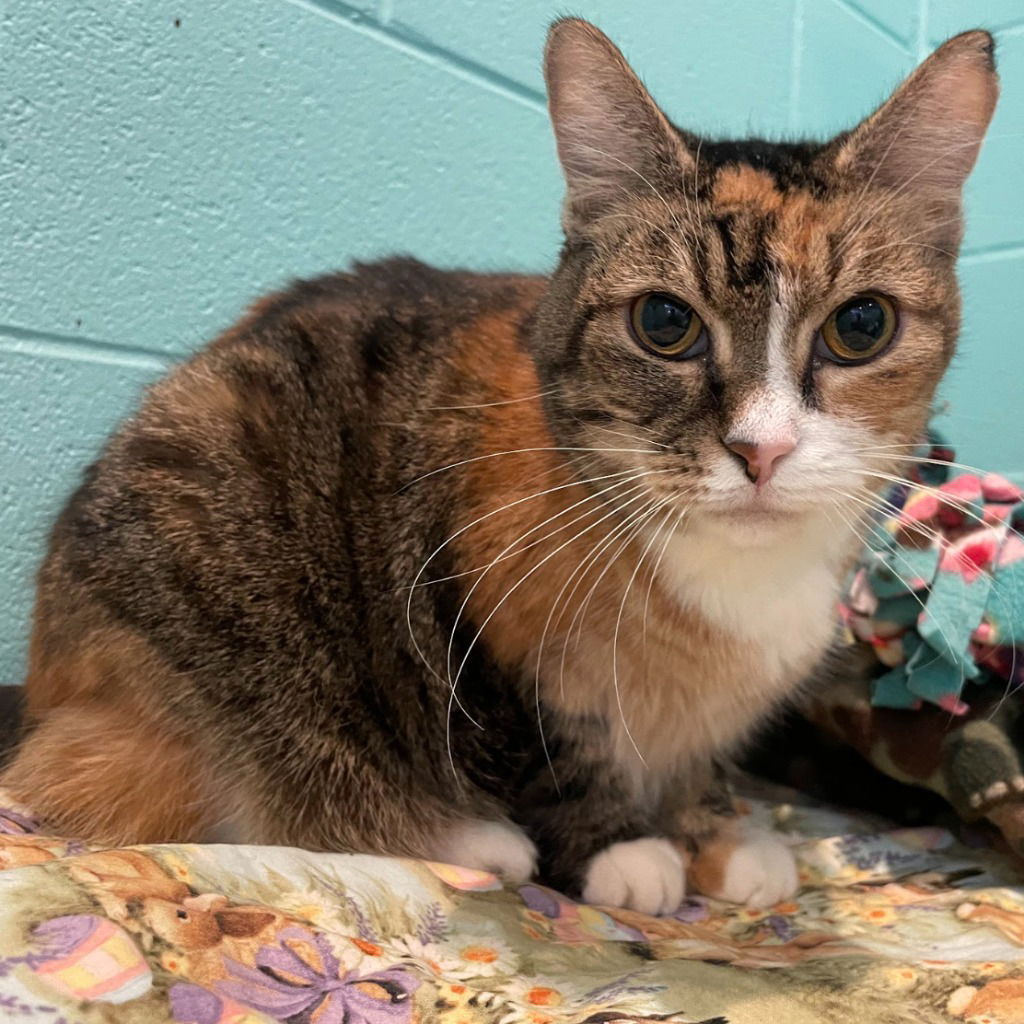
[810,438,1024,855]
[842,437,1024,715]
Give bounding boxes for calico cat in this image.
[1,20,997,914]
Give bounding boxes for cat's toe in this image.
[689,824,798,908]
[430,819,537,882]
[582,837,685,915]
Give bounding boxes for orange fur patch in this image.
[713,166,783,212]
[1,702,213,844]
[686,823,743,898]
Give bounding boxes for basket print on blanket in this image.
[4,790,1024,1024]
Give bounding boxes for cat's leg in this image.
[427,818,537,881]
[522,766,796,914]
[225,731,533,876]
[687,818,799,908]
[0,703,216,844]
[521,781,686,915]
[678,776,800,909]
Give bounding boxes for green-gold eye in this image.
[819,293,898,363]
[629,293,708,359]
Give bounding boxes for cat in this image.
[0,19,997,914]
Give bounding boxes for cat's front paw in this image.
[430,819,537,882]
[582,837,685,915]
[688,824,798,908]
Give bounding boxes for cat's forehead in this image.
[599,147,909,310]
[702,162,842,291]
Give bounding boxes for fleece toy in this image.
[842,436,1024,716]
[812,437,1024,855]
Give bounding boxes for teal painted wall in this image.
[1,1,1022,683]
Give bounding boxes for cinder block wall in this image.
[2,1,1021,683]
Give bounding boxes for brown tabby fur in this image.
[1,21,998,899]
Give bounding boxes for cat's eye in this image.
[819,293,898,364]
[629,293,707,359]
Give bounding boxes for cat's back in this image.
[29,258,546,709]
[58,256,545,535]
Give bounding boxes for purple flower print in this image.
[212,927,419,1024]
[344,896,376,942]
[763,915,795,942]
[0,805,42,836]
[518,884,646,943]
[519,885,562,919]
[169,983,225,1024]
[414,903,447,945]
[671,898,710,924]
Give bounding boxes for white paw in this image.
[582,837,685,915]
[692,825,799,908]
[430,819,537,882]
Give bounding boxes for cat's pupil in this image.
[834,297,886,352]
[641,295,692,347]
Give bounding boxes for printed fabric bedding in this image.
[3,788,1024,1024]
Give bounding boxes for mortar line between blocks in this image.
[0,325,173,372]
[283,0,546,113]
[787,0,804,135]
[832,0,912,53]
[960,242,1024,266]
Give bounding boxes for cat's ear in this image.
[544,18,691,235]
[835,31,998,200]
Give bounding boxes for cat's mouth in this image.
[702,506,794,532]
[695,493,821,532]
[709,506,788,522]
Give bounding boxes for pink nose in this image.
[725,438,795,486]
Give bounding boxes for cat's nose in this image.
[724,437,796,486]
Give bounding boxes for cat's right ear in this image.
[544,19,691,236]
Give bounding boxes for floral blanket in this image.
[3,789,1024,1024]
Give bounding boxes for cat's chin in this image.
[690,501,821,546]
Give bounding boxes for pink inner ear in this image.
[543,17,693,225]
[836,32,998,196]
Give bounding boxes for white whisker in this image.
[642,505,688,651]
[545,494,672,705]
[398,445,666,492]
[405,466,665,722]
[426,389,558,411]
[442,476,670,692]
[403,469,660,591]
[611,498,678,766]
[584,420,672,450]
[443,484,663,781]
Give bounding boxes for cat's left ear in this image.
[544,18,693,236]
[835,30,998,202]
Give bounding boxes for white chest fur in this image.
[535,509,851,799]
[655,511,844,684]
[586,510,846,792]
